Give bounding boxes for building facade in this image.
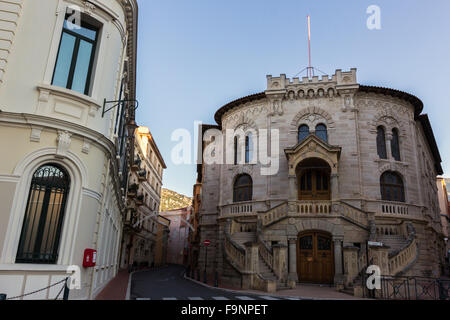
[436,177,450,274]
[160,207,191,265]
[0,0,138,299]
[120,127,166,270]
[154,215,170,267]
[196,69,447,293]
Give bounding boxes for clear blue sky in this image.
[135,0,450,197]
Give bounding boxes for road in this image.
[129,265,303,301]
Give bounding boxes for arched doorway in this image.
[296,158,331,200]
[297,231,334,284]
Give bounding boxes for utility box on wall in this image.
[83,249,97,268]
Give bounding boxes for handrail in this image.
[258,202,288,227]
[224,225,246,272]
[388,222,417,276]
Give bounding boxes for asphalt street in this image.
[129,265,302,301]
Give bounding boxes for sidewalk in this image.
[185,271,363,300]
[95,269,130,300]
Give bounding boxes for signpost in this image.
[203,240,210,283]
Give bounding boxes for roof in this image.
[212,84,442,175]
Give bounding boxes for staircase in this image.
[232,232,256,247]
[377,235,408,253]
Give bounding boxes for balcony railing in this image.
[219,200,268,217]
[365,200,423,220]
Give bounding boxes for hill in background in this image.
[159,188,193,212]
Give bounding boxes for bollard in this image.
[203,270,207,284]
[186,266,190,278]
[0,294,6,300]
[196,269,200,281]
[63,278,70,301]
[214,271,218,287]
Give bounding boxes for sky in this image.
[135,0,450,197]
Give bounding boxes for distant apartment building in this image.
[154,215,170,267]
[160,207,192,265]
[120,127,166,270]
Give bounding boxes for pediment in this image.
[285,135,341,174]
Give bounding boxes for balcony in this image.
[219,200,268,218]
[138,169,147,181]
[131,157,142,171]
[365,200,423,220]
[127,183,138,197]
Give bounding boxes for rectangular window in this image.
[52,16,99,95]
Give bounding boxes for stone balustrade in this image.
[258,235,274,270]
[220,200,267,218]
[258,202,288,227]
[291,200,332,215]
[365,200,423,220]
[337,202,369,227]
[388,238,417,276]
[224,232,246,271]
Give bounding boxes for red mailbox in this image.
[83,249,97,268]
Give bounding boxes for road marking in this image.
[259,296,281,300]
[212,296,229,300]
[188,297,204,300]
[285,297,301,300]
[163,297,177,300]
[136,298,151,300]
[236,296,256,300]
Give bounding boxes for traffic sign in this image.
[204,240,210,247]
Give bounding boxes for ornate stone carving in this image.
[83,1,96,15]
[30,127,43,142]
[56,131,72,158]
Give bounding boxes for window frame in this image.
[380,171,405,202]
[298,124,310,143]
[391,128,401,161]
[233,174,253,203]
[315,123,328,142]
[376,126,387,159]
[51,15,99,96]
[16,164,71,264]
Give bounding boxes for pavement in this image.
[95,269,130,300]
[127,264,361,300]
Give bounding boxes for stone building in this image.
[0,0,138,299]
[160,207,192,265]
[196,69,447,293]
[154,215,170,267]
[436,177,450,274]
[120,126,166,270]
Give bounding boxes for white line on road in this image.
[259,296,281,300]
[285,297,301,300]
[136,298,151,300]
[212,297,229,300]
[188,297,204,300]
[163,297,177,300]
[236,296,256,300]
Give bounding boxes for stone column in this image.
[288,175,297,201]
[385,132,393,160]
[242,242,259,290]
[287,238,298,287]
[330,173,339,201]
[333,237,344,289]
[343,246,359,286]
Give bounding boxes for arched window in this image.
[234,136,238,165]
[233,174,253,203]
[245,133,253,164]
[377,126,387,159]
[315,124,328,142]
[298,125,310,143]
[391,128,401,161]
[380,171,405,202]
[16,164,71,264]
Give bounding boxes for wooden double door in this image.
[297,231,334,284]
[297,169,330,200]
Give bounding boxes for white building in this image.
[0,0,138,299]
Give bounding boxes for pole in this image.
[63,278,70,301]
[203,246,207,283]
[307,15,312,78]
